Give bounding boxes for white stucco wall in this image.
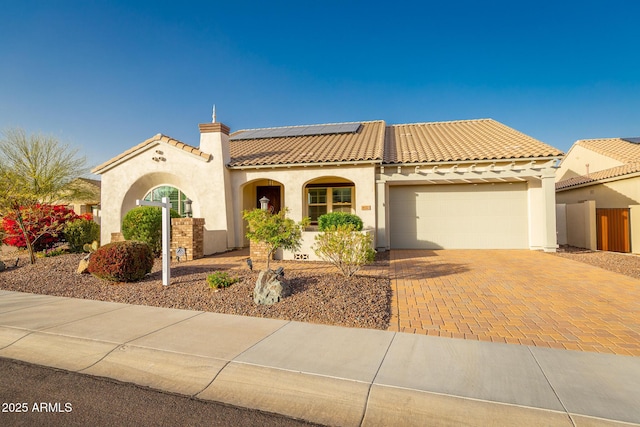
[98,139,232,255]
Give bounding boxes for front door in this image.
[256,186,281,213]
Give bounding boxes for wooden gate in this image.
[596,208,630,253]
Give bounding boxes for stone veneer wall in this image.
[171,218,205,261]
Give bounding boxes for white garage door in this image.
[389,183,529,249]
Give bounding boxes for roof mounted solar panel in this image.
[230,123,361,140]
[622,137,640,144]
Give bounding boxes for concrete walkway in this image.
[389,250,640,356]
[0,290,638,426]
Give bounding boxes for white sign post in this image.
[136,197,171,286]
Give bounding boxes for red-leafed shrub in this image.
[1,204,79,251]
[87,240,154,282]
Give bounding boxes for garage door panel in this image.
[389,183,528,249]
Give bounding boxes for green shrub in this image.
[313,224,375,277]
[64,218,100,252]
[36,247,67,258]
[317,212,363,231]
[121,206,180,256]
[206,271,238,289]
[88,240,154,282]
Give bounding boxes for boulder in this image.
[0,260,5,272]
[77,255,90,274]
[253,269,289,305]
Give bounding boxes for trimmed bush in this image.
[88,241,154,282]
[207,271,238,289]
[121,206,180,256]
[317,212,363,232]
[64,218,100,252]
[313,224,375,277]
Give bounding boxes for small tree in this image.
[243,208,309,271]
[313,224,375,277]
[2,204,79,251]
[0,128,88,264]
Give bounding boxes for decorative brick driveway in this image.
[388,250,640,356]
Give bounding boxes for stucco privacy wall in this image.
[631,205,640,254]
[560,200,597,250]
[97,136,233,255]
[230,165,377,249]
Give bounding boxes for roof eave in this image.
[227,159,382,170]
[381,155,563,168]
[556,171,640,192]
[92,140,211,175]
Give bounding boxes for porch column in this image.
[541,172,557,252]
[376,180,389,250]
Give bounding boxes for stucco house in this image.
[64,178,101,219]
[92,117,563,259]
[555,137,640,253]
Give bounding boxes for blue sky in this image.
[2,1,639,175]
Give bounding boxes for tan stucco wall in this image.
[555,145,623,182]
[230,165,377,250]
[556,176,640,208]
[630,205,640,254]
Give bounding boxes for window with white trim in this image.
[305,185,354,223]
[143,185,191,216]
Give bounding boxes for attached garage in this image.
[389,183,529,249]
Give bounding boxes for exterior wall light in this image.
[259,196,270,211]
[184,198,192,217]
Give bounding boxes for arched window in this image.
[143,186,191,216]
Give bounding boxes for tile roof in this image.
[383,119,563,164]
[228,121,385,167]
[92,134,211,174]
[556,161,640,190]
[92,118,564,174]
[571,137,640,163]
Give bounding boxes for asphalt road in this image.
[0,357,324,427]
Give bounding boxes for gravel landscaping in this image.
[552,245,640,280]
[0,249,391,330]
[1,245,638,333]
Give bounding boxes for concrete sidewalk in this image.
[0,290,638,426]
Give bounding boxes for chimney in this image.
[199,122,230,164]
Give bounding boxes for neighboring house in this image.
[67,178,101,216]
[92,117,563,258]
[555,137,640,253]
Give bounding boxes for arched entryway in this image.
[239,178,285,246]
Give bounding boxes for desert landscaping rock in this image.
[0,252,391,330]
[254,270,290,305]
[76,257,90,274]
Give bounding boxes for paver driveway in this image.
[388,250,640,356]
